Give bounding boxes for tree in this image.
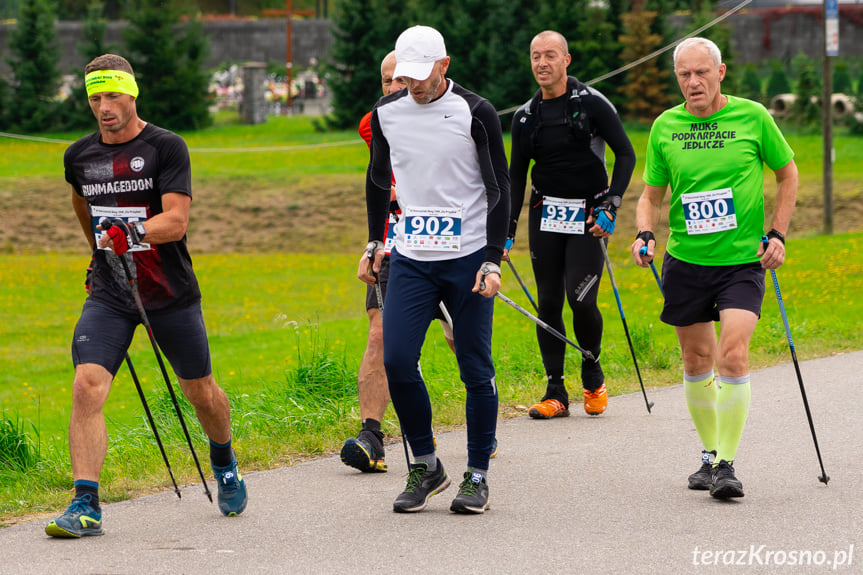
[124,0,212,131]
[319,0,383,130]
[791,52,820,126]
[765,61,791,99]
[5,0,61,133]
[739,65,764,104]
[833,61,852,95]
[58,1,118,130]
[617,0,672,123]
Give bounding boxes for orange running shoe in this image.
[583,384,608,416]
[528,398,570,419]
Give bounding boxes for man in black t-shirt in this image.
[46,54,248,539]
[507,30,636,419]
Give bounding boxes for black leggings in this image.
[528,200,604,387]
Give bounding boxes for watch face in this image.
[609,195,621,208]
[135,222,146,236]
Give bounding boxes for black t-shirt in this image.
[65,123,201,312]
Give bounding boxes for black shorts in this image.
[660,253,766,327]
[72,298,213,379]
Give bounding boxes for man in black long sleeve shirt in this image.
[507,30,636,418]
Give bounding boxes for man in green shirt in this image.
[631,37,798,499]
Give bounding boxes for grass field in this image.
[0,113,861,526]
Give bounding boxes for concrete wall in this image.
[0,18,334,76]
[0,10,860,77]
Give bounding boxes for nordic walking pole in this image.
[598,239,654,413]
[505,259,538,312]
[494,291,595,362]
[368,250,411,470]
[504,239,539,311]
[639,246,664,297]
[101,221,213,502]
[124,353,181,499]
[761,237,829,485]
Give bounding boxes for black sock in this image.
[544,375,568,405]
[73,480,100,510]
[360,419,384,444]
[209,438,234,468]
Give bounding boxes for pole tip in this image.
[819,475,830,485]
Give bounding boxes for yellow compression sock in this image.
[715,375,751,464]
[684,370,717,453]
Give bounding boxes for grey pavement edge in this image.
[1,351,860,575]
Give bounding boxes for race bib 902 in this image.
[403,206,462,251]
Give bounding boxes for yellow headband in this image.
[85,69,139,98]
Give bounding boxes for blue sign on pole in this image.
[826,0,839,57]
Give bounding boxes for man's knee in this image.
[72,364,113,411]
[179,374,221,408]
[718,344,750,376]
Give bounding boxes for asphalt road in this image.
[1,351,860,574]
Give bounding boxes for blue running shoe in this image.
[213,459,248,516]
[490,437,499,459]
[45,493,103,538]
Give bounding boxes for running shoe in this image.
[213,459,248,516]
[583,384,608,415]
[45,493,103,538]
[341,430,387,473]
[490,437,498,459]
[688,450,716,491]
[710,460,745,499]
[393,458,451,513]
[528,398,570,419]
[450,469,490,514]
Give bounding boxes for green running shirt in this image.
[643,95,794,266]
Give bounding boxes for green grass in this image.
[2,234,863,524]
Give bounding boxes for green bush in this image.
[766,62,791,99]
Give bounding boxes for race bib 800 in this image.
[682,188,737,235]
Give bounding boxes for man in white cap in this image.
[358,25,510,514]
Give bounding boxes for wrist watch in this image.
[480,262,502,277]
[364,240,383,258]
[133,222,146,241]
[605,195,622,209]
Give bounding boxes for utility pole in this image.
[823,0,839,235]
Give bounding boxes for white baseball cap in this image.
[393,25,447,81]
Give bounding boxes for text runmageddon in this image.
[81,178,154,197]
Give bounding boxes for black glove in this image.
[635,230,655,248]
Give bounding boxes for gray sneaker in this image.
[393,458,451,513]
[450,469,490,514]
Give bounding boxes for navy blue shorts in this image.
[660,253,766,327]
[72,298,213,379]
